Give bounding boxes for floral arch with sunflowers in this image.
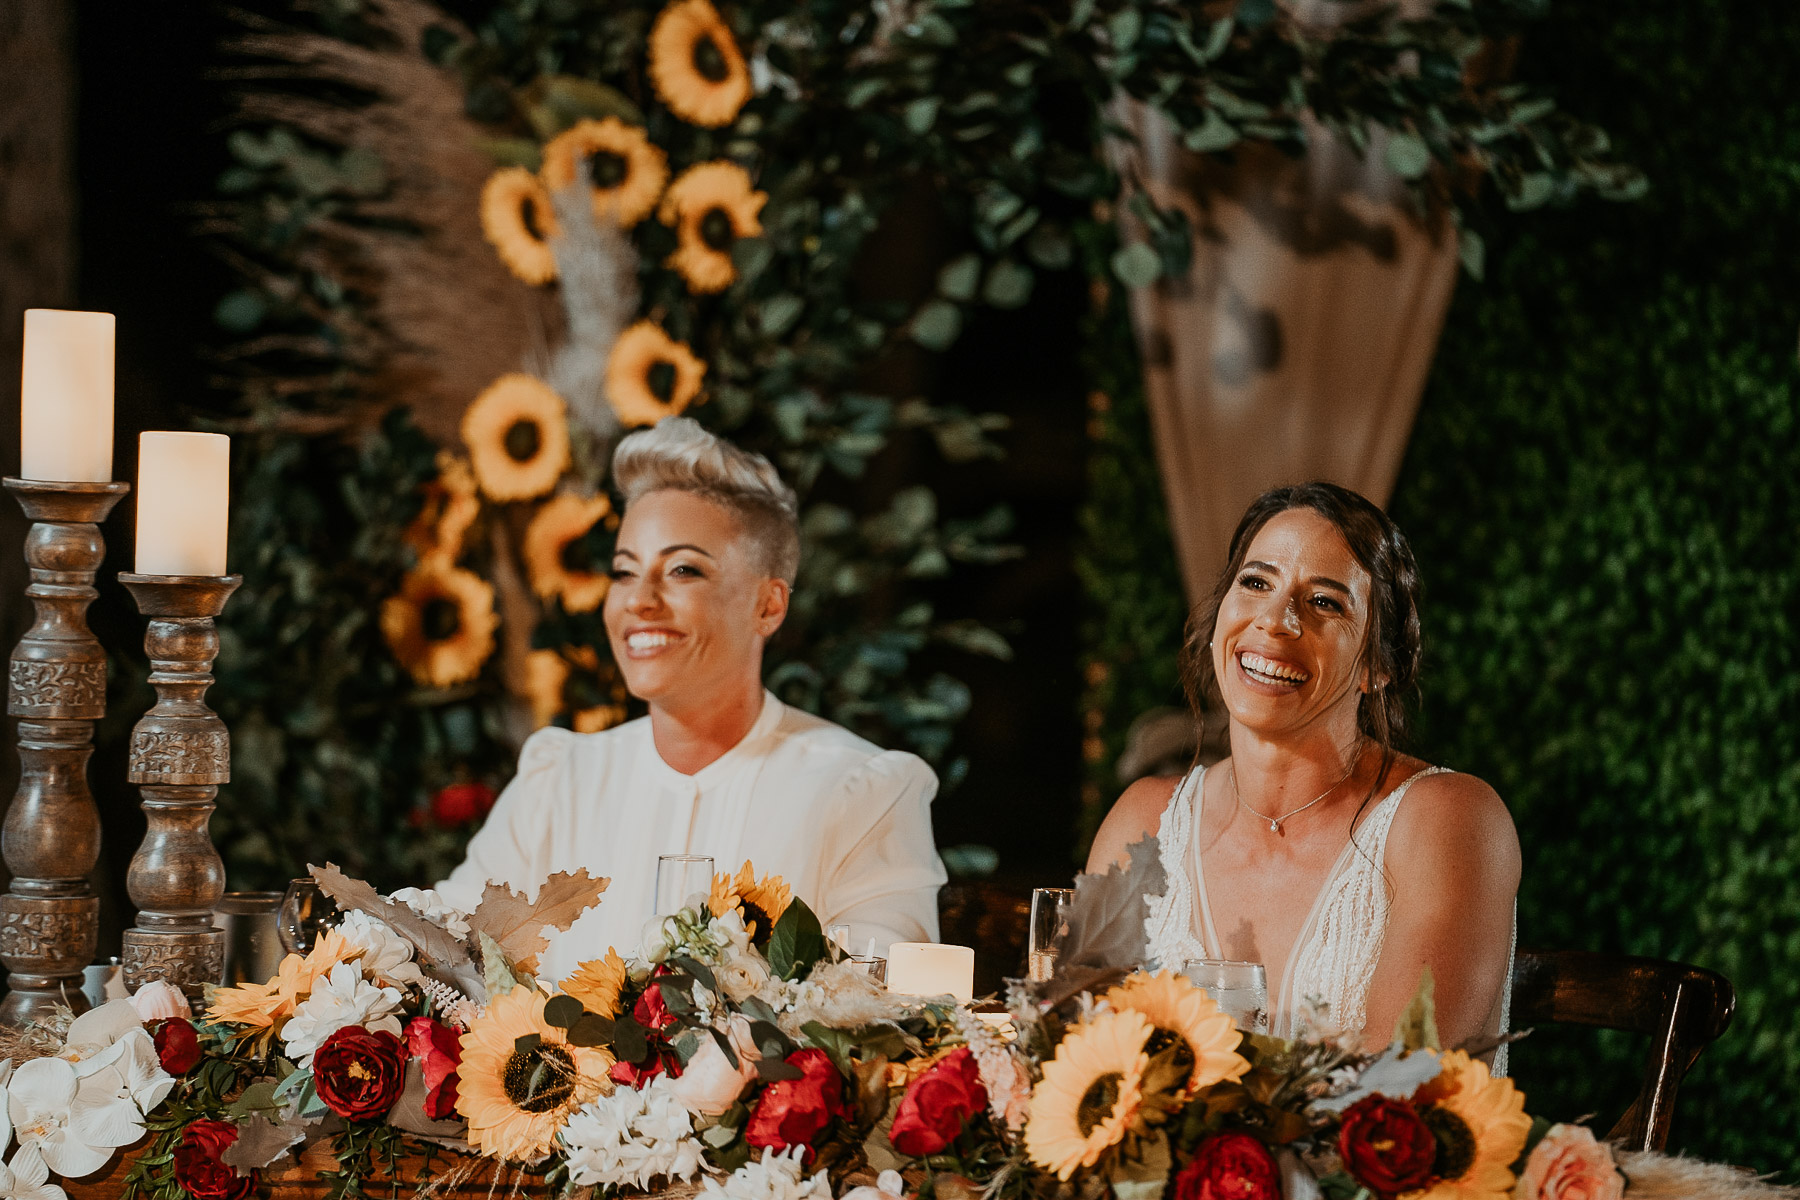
[203,0,1631,887]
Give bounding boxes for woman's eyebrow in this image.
[1309,576,1351,594]
[660,543,715,559]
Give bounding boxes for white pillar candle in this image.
[136,432,230,576]
[20,309,115,482]
[887,942,975,1002]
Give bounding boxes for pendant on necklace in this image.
[1269,819,1281,834]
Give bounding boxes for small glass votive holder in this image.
[827,923,853,954]
[848,954,887,985]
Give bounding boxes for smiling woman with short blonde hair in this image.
[443,419,944,977]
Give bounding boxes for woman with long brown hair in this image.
[1088,482,1519,1058]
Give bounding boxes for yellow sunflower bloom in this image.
[523,491,614,613]
[1406,1050,1532,1200]
[658,161,766,294]
[539,117,670,228]
[380,560,500,688]
[1105,971,1249,1094]
[574,704,628,733]
[1025,1009,1153,1180]
[462,373,572,501]
[648,0,752,129]
[605,321,706,427]
[458,986,613,1161]
[480,167,560,285]
[524,648,570,730]
[405,450,481,566]
[707,861,793,941]
[561,948,632,1019]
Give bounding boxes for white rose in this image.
[665,1016,760,1116]
[336,910,420,985]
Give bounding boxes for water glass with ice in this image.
[1181,959,1270,1033]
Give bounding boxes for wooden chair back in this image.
[1508,948,1735,1151]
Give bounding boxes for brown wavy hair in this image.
[1179,481,1423,772]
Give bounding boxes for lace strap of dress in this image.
[1143,767,1207,970]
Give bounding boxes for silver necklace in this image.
[1231,753,1361,835]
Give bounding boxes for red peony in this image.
[890,1046,989,1157]
[313,1026,408,1121]
[406,1016,463,1120]
[173,1119,256,1200]
[152,1018,202,1075]
[430,781,496,827]
[1174,1131,1282,1200]
[1338,1095,1438,1195]
[745,1048,848,1163]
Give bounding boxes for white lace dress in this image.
[1143,764,1513,1074]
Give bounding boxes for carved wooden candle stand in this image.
[0,477,130,1024]
[116,573,241,999]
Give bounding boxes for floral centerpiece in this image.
[3,850,1783,1200]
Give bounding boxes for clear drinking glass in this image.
[827,923,853,954]
[654,854,715,916]
[848,954,887,984]
[1028,887,1076,982]
[1182,959,1270,1033]
[277,878,340,955]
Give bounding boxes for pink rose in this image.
[130,980,192,1022]
[667,1015,760,1115]
[1516,1125,1624,1200]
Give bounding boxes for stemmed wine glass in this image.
[278,877,340,955]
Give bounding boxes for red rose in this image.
[1174,1132,1281,1200]
[406,1016,463,1120]
[745,1048,848,1163]
[1338,1096,1437,1195]
[430,781,496,827]
[173,1118,256,1200]
[890,1046,989,1158]
[152,1018,202,1075]
[312,1026,407,1121]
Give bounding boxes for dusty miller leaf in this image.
[221,1113,309,1170]
[309,862,485,1002]
[479,931,525,995]
[464,869,608,974]
[1312,1043,1443,1113]
[1058,832,1166,971]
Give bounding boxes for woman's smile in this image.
[622,626,688,658]
[1235,649,1311,690]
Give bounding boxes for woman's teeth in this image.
[627,631,680,651]
[1239,651,1309,686]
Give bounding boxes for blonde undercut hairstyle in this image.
[611,417,801,583]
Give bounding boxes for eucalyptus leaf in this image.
[543,993,585,1029]
[1385,132,1433,179]
[937,255,981,302]
[983,260,1034,309]
[904,97,941,136]
[911,300,963,351]
[760,294,805,337]
[1110,242,1163,289]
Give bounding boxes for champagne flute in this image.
[277,878,340,955]
[1028,887,1076,982]
[655,854,714,916]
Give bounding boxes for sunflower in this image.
[1105,971,1249,1094]
[648,0,752,129]
[462,374,572,501]
[1025,1009,1154,1181]
[605,321,706,427]
[458,986,613,1161]
[380,561,499,688]
[707,861,792,942]
[1406,1050,1532,1200]
[539,117,669,228]
[658,161,766,294]
[574,704,628,734]
[405,450,481,566]
[480,167,560,285]
[524,649,570,729]
[523,492,614,613]
[561,948,632,1019]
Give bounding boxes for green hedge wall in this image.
[1080,0,1799,1173]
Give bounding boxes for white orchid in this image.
[125,981,190,1024]
[73,1030,174,1137]
[700,1147,831,1200]
[4,1056,136,1179]
[335,910,420,986]
[57,1000,140,1067]
[0,1145,68,1200]
[281,961,404,1067]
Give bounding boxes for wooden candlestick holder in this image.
[117,572,241,999]
[0,477,130,1025]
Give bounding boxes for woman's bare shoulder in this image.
[1085,773,1183,873]
[1386,768,1520,884]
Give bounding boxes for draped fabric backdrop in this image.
[1115,103,1459,605]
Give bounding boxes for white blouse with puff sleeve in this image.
[438,691,945,982]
